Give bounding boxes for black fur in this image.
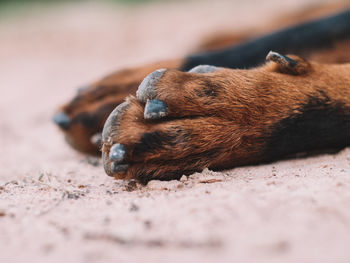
[181,9,350,70]
[264,93,350,160]
[196,79,220,98]
[133,131,178,156]
[73,112,97,128]
[72,102,116,128]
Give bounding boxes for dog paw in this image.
[101,96,239,183]
[101,63,256,183]
[101,51,349,183]
[53,60,181,154]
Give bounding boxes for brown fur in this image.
[58,59,181,154]
[101,56,350,182]
[198,1,350,52]
[54,2,350,182]
[55,2,350,155]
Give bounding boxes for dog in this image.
[54,2,350,183]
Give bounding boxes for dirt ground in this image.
[1,0,350,262]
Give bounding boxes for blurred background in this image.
[3,1,350,263]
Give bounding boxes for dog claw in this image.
[90,133,102,148]
[53,112,70,130]
[266,51,298,67]
[136,69,166,103]
[111,163,129,174]
[144,99,168,119]
[188,65,218,73]
[77,85,89,94]
[102,101,130,176]
[109,143,126,162]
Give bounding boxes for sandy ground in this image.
[1,0,350,262]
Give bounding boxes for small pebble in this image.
[129,203,139,212]
[5,180,18,186]
[67,192,79,200]
[125,180,138,192]
[180,175,188,182]
[147,180,182,190]
[199,178,223,184]
[144,220,152,230]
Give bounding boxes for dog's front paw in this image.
[102,51,350,182]
[53,60,181,154]
[101,64,261,183]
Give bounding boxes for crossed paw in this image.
[55,51,350,183]
[101,52,346,183]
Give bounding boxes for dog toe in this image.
[136,69,167,103]
[102,101,130,145]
